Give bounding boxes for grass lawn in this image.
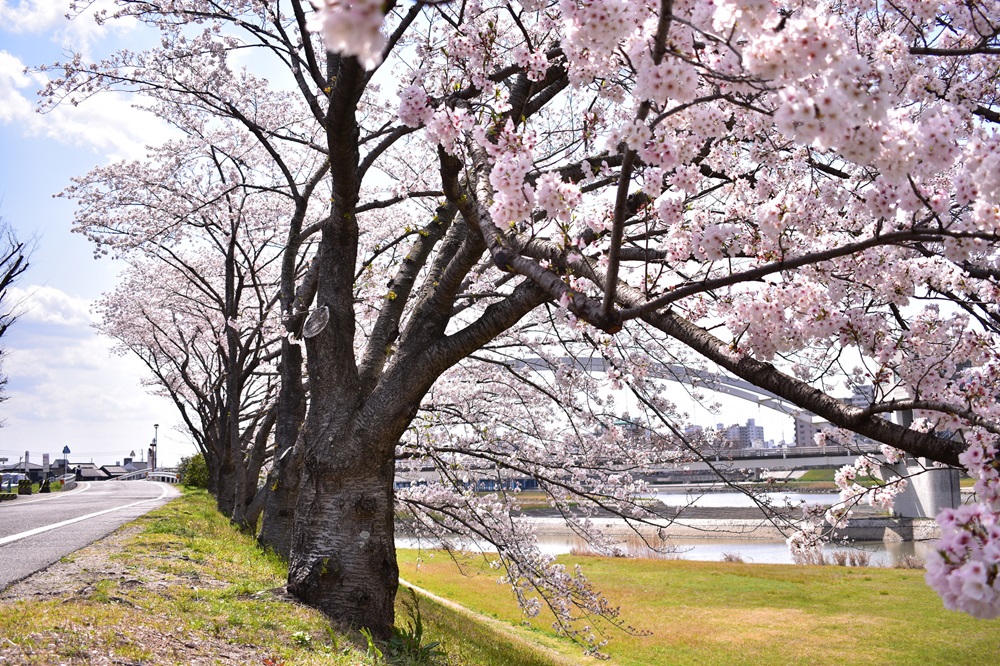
[0,489,564,665]
[398,548,1000,665]
[795,468,838,482]
[6,488,996,665]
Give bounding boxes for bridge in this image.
[673,442,878,472]
[512,356,807,416]
[114,469,179,484]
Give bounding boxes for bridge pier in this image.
[883,459,960,519]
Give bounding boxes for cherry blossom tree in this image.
[68,129,289,529]
[44,0,1000,637]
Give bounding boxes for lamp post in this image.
[152,423,159,473]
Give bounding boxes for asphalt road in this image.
[0,480,180,590]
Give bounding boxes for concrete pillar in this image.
[885,458,961,518]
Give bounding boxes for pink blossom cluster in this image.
[786,517,826,564]
[926,503,1000,619]
[830,453,907,522]
[425,107,474,156]
[633,48,699,106]
[484,123,536,227]
[535,172,582,225]
[511,45,550,82]
[559,0,638,86]
[692,223,741,261]
[743,7,844,81]
[397,84,431,128]
[307,0,386,69]
[958,437,1000,513]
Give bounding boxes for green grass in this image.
[772,467,885,490]
[0,489,564,666]
[0,480,63,495]
[0,489,360,665]
[398,549,1000,665]
[8,487,995,665]
[796,468,837,482]
[398,590,567,666]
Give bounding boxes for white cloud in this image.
[6,335,110,379]
[0,1,133,57]
[7,284,93,327]
[44,91,162,161]
[0,295,183,465]
[0,49,163,160]
[0,51,35,123]
[6,354,154,422]
[0,0,64,34]
[0,3,170,161]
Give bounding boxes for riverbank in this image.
[522,511,941,542]
[0,490,559,666]
[398,547,1000,665]
[4,489,994,665]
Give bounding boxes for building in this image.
[74,463,110,481]
[123,456,149,473]
[0,461,44,483]
[792,410,828,448]
[720,418,766,449]
[100,464,129,479]
[845,384,876,408]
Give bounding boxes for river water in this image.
[654,489,838,508]
[530,532,933,566]
[400,491,936,566]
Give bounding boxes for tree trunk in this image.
[259,341,306,559]
[230,464,256,532]
[287,430,398,637]
[215,454,238,518]
[258,438,303,559]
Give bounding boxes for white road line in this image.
[4,482,92,505]
[0,483,173,547]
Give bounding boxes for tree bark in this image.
[287,426,398,637]
[259,340,307,559]
[214,453,238,518]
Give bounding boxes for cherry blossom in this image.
[40,0,1000,637]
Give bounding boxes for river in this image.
[399,491,935,566]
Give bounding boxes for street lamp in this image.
[152,423,159,472]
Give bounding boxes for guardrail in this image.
[701,443,880,460]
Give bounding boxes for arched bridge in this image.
[512,356,803,415]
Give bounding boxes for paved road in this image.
[0,480,180,590]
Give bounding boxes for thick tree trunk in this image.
[287,431,398,637]
[259,341,306,559]
[215,455,238,518]
[258,438,303,559]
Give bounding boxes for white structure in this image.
[722,418,766,449]
[792,411,827,448]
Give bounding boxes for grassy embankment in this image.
[3,488,997,665]
[399,548,1000,665]
[0,489,558,665]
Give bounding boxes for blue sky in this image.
[0,0,187,467]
